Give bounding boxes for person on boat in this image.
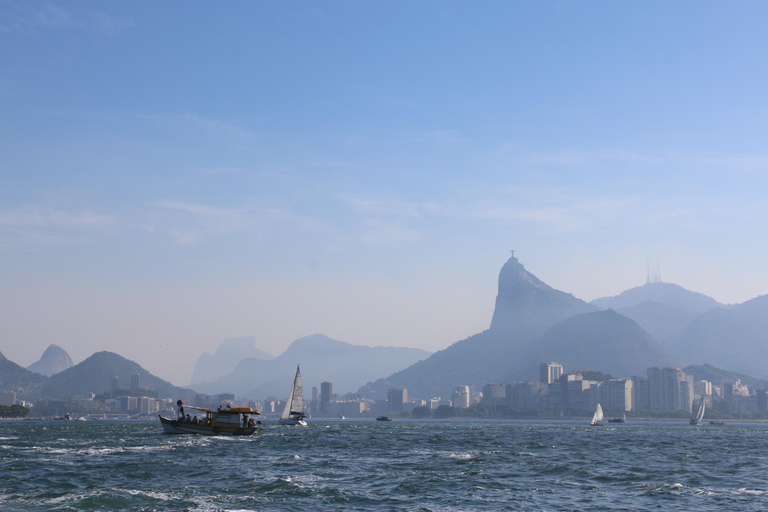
[248,417,256,428]
[242,415,249,428]
[193,415,198,423]
[178,406,184,420]
[186,413,191,422]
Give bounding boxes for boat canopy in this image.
[181,405,261,415]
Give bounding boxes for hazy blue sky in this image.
[2,1,767,386]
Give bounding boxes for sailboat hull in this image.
[278,418,307,426]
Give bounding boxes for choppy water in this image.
[2,418,768,511]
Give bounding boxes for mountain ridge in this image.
[36,351,193,400]
[191,333,431,398]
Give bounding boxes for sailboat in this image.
[590,403,604,426]
[279,365,307,426]
[690,400,705,425]
[608,412,626,423]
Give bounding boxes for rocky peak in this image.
[27,344,73,377]
[489,252,595,334]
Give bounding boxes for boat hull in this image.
[159,415,260,436]
[278,418,307,426]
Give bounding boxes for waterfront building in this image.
[506,382,546,410]
[647,367,693,413]
[320,382,332,415]
[451,386,470,409]
[540,362,563,384]
[600,379,633,412]
[387,388,407,413]
[564,377,593,412]
[757,389,767,413]
[482,383,506,406]
[1,391,16,407]
[631,376,651,411]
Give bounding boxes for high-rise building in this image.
[388,388,407,413]
[451,386,470,409]
[110,375,119,394]
[631,376,651,411]
[320,382,332,415]
[540,362,563,384]
[600,379,634,412]
[647,367,692,413]
[131,372,140,390]
[0,391,16,406]
[482,383,507,406]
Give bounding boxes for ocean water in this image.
[2,418,768,511]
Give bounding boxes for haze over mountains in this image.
[1,349,190,400]
[190,336,275,386]
[4,253,768,404]
[360,254,768,400]
[191,334,431,398]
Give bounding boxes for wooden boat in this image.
[159,400,261,435]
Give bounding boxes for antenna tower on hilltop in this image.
[646,258,662,284]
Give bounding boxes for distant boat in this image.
[376,416,392,422]
[590,404,604,426]
[279,365,307,426]
[690,400,705,425]
[709,420,724,425]
[608,413,626,423]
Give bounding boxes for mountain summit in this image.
[27,344,73,377]
[490,253,596,336]
[190,336,274,385]
[360,254,596,398]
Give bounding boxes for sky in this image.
[2,1,768,386]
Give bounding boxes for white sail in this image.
[696,401,705,423]
[591,403,604,425]
[280,365,305,422]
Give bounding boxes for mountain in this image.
[36,351,193,400]
[359,254,597,399]
[614,301,697,344]
[191,333,432,399]
[522,309,680,378]
[667,295,768,378]
[592,282,723,316]
[0,356,48,396]
[490,253,598,336]
[26,344,74,377]
[190,336,274,385]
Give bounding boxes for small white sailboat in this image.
[279,365,307,426]
[590,403,604,426]
[690,400,705,425]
